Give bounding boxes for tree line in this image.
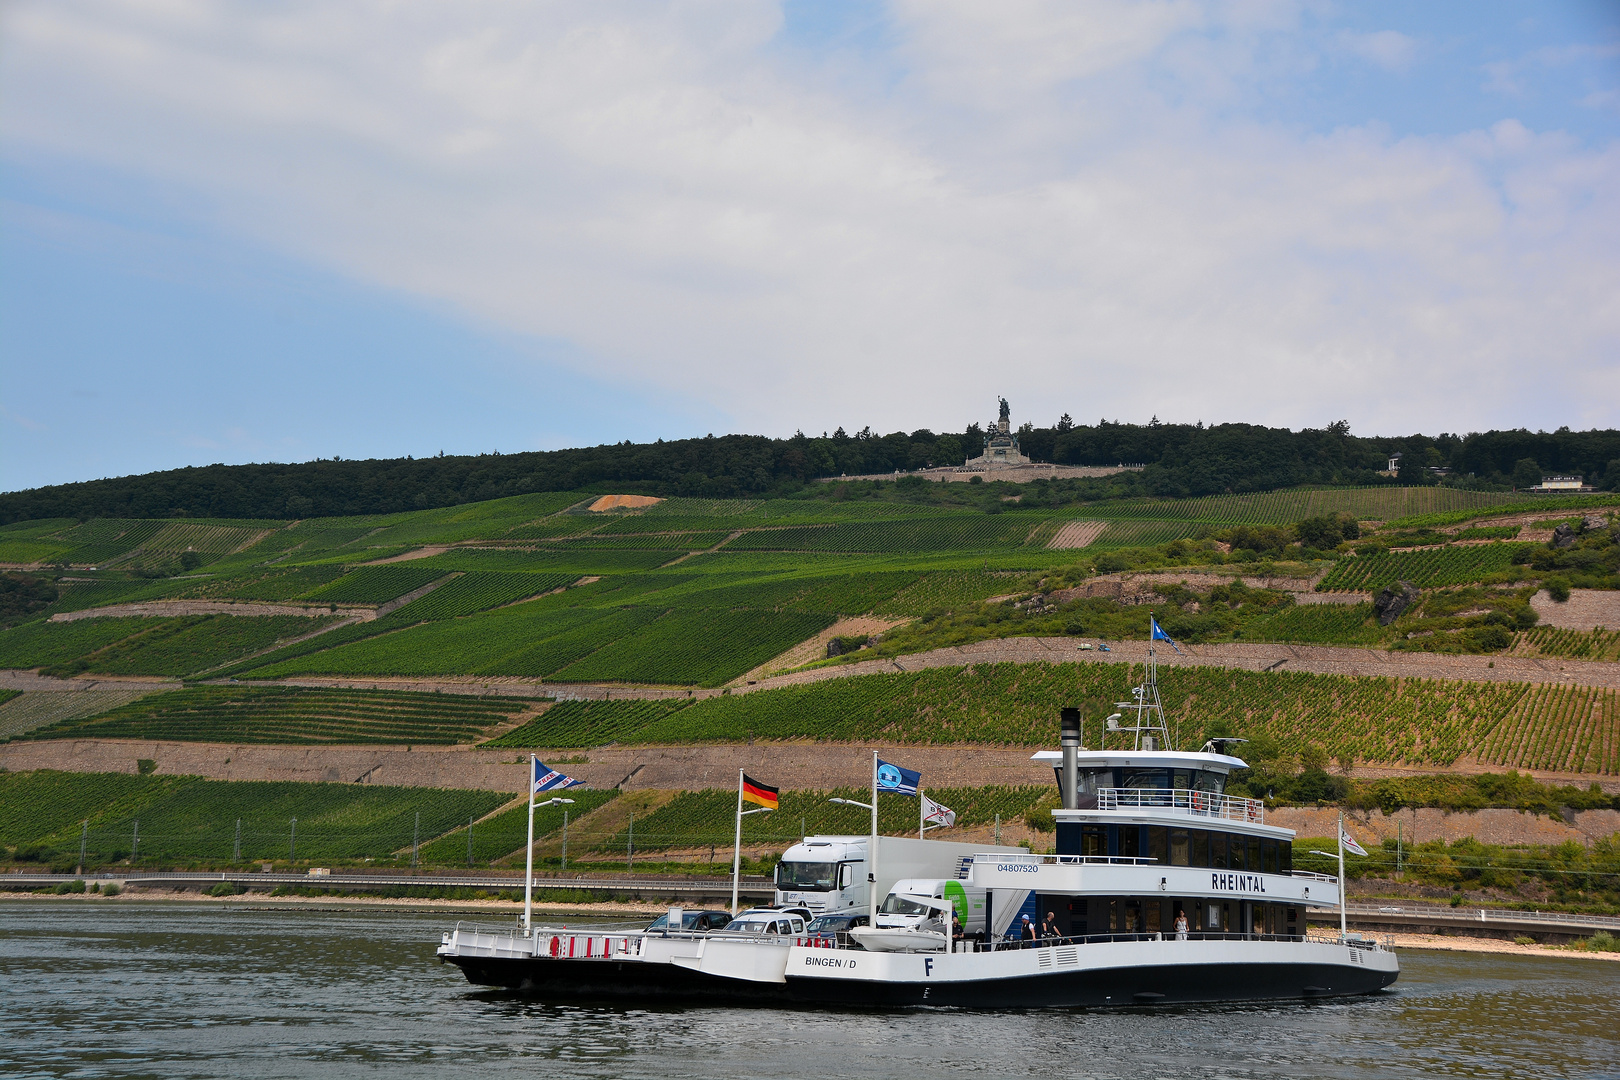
[2,420,1617,524]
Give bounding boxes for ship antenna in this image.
[1110,622,1176,752]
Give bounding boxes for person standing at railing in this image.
[1174,909,1189,941]
[1042,911,1061,942]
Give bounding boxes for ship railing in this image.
[815,929,1388,952]
[444,921,649,959]
[972,853,1160,867]
[1290,870,1338,884]
[1306,929,1396,952]
[1095,787,1265,824]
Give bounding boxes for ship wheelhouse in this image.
[986,748,1326,944]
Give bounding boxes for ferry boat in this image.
[437,632,1398,1007]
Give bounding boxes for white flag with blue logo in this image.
[1150,616,1182,654]
[1340,827,1368,858]
[532,757,584,794]
[876,758,921,796]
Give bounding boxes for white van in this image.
[874,878,990,936]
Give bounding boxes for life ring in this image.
[1191,791,1205,812]
[1246,803,1259,823]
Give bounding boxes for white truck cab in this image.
[774,835,1027,916]
[774,836,867,914]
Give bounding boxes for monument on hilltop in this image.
[960,396,1030,470]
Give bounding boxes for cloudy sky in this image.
[3,1,1618,490]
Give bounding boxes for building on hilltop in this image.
[1529,476,1593,493]
[959,397,1030,471]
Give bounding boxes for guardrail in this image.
[1324,901,1620,933]
[1,870,775,899]
[1095,788,1266,824]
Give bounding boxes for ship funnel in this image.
[1060,707,1081,810]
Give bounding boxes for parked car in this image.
[805,912,869,945]
[644,909,733,933]
[721,908,810,937]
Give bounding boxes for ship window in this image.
[1123,899,1144,933]
[1203,903,1221,931]
[1081,826,1107,858]
[1280,843,1292,874]
[1225,834,1244,871]
[1145,902,1161,934]
[1247,837,1262,873]
[1077,769,1112,796]
[1169,829,1189,866]
[1172,770,1191,790]
[1210,833,1228,869]
[1148,826,1167,864]
[1119,826,1142,860]
[1190,829,1208,867]
[1262,840,1278,874]
[1121,769,1169,791]
[1192,771,1224,794]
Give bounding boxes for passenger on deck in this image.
[1020,915,1036,945]
[1042,912,1061,941]
[1174,909,1190,941]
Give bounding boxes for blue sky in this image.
[3,1,1618,492]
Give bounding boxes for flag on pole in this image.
[1340,827,1368,858]
[532,759,584,794]
[921,794,956,827]
[876,758,921,796]
[1150,616,1182,654]
[741,775,779,810]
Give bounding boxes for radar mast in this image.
[1107,628,1176,752]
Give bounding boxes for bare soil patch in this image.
[363,546,452,564]
[50,601,362,622]
[588,495,664,512]
[1047,521,1108,550]
[1529,588,1620,631]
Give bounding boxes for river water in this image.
[2,902,1617,1080]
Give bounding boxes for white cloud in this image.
[1336,29,1416,72]
[2,0,1616,440]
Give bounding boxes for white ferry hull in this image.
[437,927,1397,1009]
[438,927,797,1003]
[785,937,1398,1007]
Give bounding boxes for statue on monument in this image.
[999,397,1010,424]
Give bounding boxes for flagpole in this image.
[730,769,744,916]
[919,785,925,840]
[869,751,880,925]
[1338,809,1348,941]
[523,755,536,934]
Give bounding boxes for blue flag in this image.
[876,758,920,796]
[532,757,585,794]
[1150,616,1182,654]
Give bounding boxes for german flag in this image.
[741,775,779,811]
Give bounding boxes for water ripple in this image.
[2,903,1617,1080]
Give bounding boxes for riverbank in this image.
[0,887,668,917]
[9,889,1620,962]
[1388,931,1620,962]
